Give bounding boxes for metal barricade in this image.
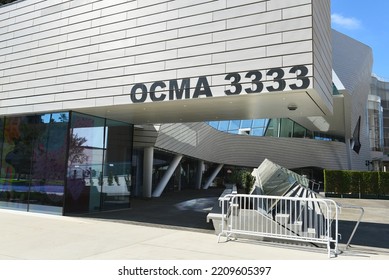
[218,194,340,258]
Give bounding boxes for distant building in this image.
[370,75,389,171]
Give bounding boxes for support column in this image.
[143,147,154,198]
[195,160,204,189]
[152,154,183,197]
[203,164,224,190]
[346,138,353,170]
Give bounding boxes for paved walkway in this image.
[0,189,388,260]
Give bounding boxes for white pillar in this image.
[143,147,154,198]
[203,164,224,189]
[346,138,353,170]
[195,160,204,189]
[152,154,183,197]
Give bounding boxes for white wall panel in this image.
[267,16,312,33]
[283,28,313,43]
[87,86,124,98]
[282,4,311,19]
[226,57,283,74]
[91,12,127,27]
[95,97,114,107]
[58,55,90,68]
[267,41,312,57]
[226,33,282,51]
[227,10,281,29]
[312,0,332,111]
[62,99,95,110]
[166,55,212,71]
[155,122,350,170]
[282,53,313,67]
[166,34,212,49]
[212,24,266,42]
[33,102,63,113]
[136,29,177,45]
[212,48,266,64]
[179,1,226,18]
[135,49,177,64]
[214,2,266,21]
[167,0,212,10]
[5,105,35,115]
[34,84,64,95]
[0,0,331,118]
[26,94,55,104]
[55,90,87,101]
[178,42,225,58]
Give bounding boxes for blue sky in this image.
[331,1,389,79]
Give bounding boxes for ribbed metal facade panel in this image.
[133,125,159,148]
[332,30,373,170]
[0,0,330,118]
[155,122,349,170]
[153,30,372,171]
[312,0,332,111]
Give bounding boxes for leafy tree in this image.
[67,133,88,167]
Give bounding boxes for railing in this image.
[336,202,365,249]
[218,194,340,258]
[308,180,321,192]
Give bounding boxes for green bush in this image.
[324,170,386,196]
[324,170,349,193]
[379,173,389,195]
[242,171,255,194]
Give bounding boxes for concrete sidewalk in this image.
[0,207,388,260]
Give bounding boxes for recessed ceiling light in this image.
[287,104,298,111]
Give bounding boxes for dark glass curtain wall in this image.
[0,113,69,214]
[64,112,133,214]
[0,111,133,215]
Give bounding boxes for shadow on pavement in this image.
[75,188,224,232]
[73,188,389,250]
[338,220,389,249]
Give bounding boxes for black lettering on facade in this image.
[150,81,167,101]
[129,65,311,103]
[193,76,212,98]
[169,78,190,100]
[131,83,147,103]
[289,65,310,90]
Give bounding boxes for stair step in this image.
[302,228,316,238]
[288,221,303,233]
[275,213,289,224]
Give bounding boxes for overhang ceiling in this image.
[78,89,329,125]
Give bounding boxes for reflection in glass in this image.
[65,113,133,214]
[101,119,132,210]
[0,113,69,214]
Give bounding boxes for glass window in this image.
[65,113,105,213]
[101,119,132,210]
[241,120,252,129]
[218,121,229,131]
[64,112,133,214]
[208,121,219,129]
[228,120,240,131]
[29,113,69,214]
[279,119,294,138]
[252,128,265,136]
[264,119,280,137]
[253,119,267,128]
[0,113,69,215]
[293,122,307,138]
